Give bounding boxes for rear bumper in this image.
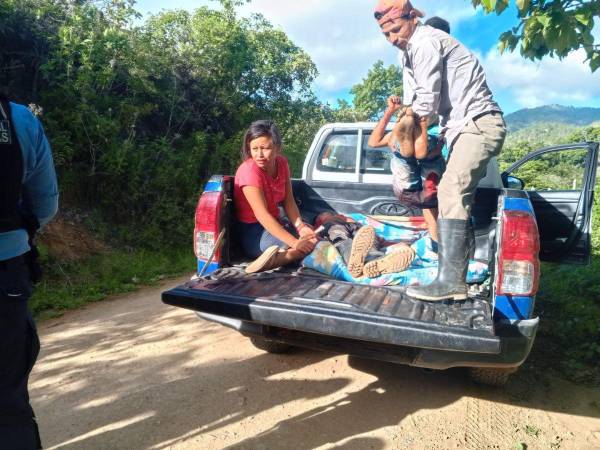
[163,286,501,354]
[196,311,539,370]
[414,317,538,369]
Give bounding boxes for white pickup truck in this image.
[162,122,598,385]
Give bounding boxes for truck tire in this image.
[468,367,517,386]
[249,336,293,354]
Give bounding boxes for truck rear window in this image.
[361,132,393,175]
[317,132,358,173]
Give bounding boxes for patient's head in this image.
[314,211,335,228]
[314,211,353,228]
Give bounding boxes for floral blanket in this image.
[302,214,489,287]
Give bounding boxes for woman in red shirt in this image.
[234,120,316,273]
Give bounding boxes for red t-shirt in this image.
[234,155,290,224]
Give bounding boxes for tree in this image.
[0,0,66,102]
[2,0,327,246]
[568,123,600,142]
[471,0,600,72]
[328,99,365,123]
[350,60,403,120]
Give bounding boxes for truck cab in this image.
[162,123,598,385]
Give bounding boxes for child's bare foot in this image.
[392,114,417,158]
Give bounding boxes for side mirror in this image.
[503,174,525,190]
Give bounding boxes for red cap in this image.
[374,0,424,27]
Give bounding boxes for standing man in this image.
[0,97,58,448]
[373,0,506,301]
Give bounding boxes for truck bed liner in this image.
[162,267,500,354]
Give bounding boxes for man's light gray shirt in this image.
[400,24,501,147]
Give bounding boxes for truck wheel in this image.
[249,336,293,354]
[468,367,517,386]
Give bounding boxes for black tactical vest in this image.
[0,97,24,233]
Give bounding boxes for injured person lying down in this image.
[244,210,489,289]
[312,211,415,279]
[301,213,490,288]
[245,211,415,277]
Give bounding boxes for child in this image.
[314,212,414,278]
[368,96,446,242]
[234,120,317,274]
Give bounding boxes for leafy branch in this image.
[471,0,600,71]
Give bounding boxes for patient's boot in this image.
[347,226,377,278]
[245,246,289,274]
[363,244,415,278]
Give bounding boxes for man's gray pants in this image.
[438,112,507,219]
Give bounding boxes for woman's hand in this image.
[297,222,314,237]
[297,222,318,244]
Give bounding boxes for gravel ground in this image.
[30,277,600,449]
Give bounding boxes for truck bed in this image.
[162,266,500,354]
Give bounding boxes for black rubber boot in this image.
[406,219,473,301]
[467,219,475,260]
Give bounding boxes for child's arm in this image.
[414,116,429,160]
[368,96,402,148]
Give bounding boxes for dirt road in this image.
[31,277,600,449]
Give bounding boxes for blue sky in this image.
[135,0,600,114]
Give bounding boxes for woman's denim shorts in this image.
[236,220,298,258]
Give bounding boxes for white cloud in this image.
[136,0,600,109]
[481,48,600,109]
[238,0,474,96]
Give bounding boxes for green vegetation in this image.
[505,122,578,143]
[524,424,541,438]
[31,245,195,319]
[1,0,330,248]
[350,60,404,121]
[472,0,600,72]
[532,176,600,384]
[502,123,600,385]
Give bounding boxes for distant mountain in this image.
[505,121,579,146]
[504,105,600,132]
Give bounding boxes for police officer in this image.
[0,97,58,449]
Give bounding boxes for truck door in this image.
[502,142,599,264]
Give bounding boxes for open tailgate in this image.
[162,268,500,354]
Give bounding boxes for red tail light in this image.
[497,210,540,296]
[194,191,224,262]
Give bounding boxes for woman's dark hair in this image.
[241,120,282,160]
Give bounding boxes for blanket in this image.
[302,214,489,287]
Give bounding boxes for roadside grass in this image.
[31,246,195,320]
[524,192,600,386]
